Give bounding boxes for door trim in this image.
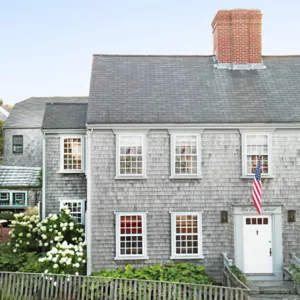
[233,205,283,281]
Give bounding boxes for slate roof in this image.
[0,166,41,187]
[87,55,300,124]
[4,97,88,128]
[42,103,88,129]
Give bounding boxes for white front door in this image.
[243,216,273,274]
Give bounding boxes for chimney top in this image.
[212,9,265,70]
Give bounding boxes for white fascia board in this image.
[87,123,300,130]
[0,107,9,117]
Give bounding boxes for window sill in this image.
[58,170,85,174]
[114,256,149,260]
[169,175,202,180]
[170,255,204,260]
[240,175,274,179]
[114,176,148,180]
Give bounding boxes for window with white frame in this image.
[12,135,23,153]
[171,212,203,259]
[115,212,148,259]
[246,135,269,175]
[61,137,83,172]
[0,191,27,207]
[60,200,85,224]
[170,132,202,178]
[116,134,146,177]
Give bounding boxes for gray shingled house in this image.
[3,97,88,168]
[42,9,300,282]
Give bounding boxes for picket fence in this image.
[0,271,249,300]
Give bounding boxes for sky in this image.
[1,0,300,105]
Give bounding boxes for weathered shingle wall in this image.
[45,135,87,216]
[3,129,43,167]
[90,129,300,281]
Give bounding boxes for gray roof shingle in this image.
[87,55,300,124]
[4,97,88,128]
[0,166,41,187]
[42,103,88,129]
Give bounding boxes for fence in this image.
[0,271,249,300]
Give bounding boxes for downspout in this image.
[42,132,46,219]
[86,128,93,275]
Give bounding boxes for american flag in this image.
[252,156,262,214]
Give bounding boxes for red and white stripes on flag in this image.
[252,156,262,214]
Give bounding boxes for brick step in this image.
[249,295,300,300]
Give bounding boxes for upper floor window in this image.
[115,212,148,260]
[60,136,84,172]
[169,130,202,178]
[0,191,27,207]
[114,131,148,179]
[12,135,23,153]
[240,130,274,177]
[60,199,85,224]
[170,212,203,259]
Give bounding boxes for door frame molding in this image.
[233,205,283,281]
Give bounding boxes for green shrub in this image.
[0,211,15,226]
[0,242,42,272]
[291,263,300,284]
[24,206,39,216]
[230,265,247,284]
[93,263,214,285]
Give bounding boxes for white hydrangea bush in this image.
[8,213,40,252]
[38,241,86,275]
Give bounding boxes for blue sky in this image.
[1,0,300,105]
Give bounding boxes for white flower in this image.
[42,234,47,240]
[69,222,74,227]
[11,234,15,238]
[41,226,47,232]
[62,227,66,231]
[73,263,80,268]
[78,257,82,262]
[38,258,46,263]
[53,264,58,269]
[82,260,86,264]
[54,236,60,241]
[26,233,31,238]
[66,258,72,265]
[75,272,79,276]
[44,269,48,274]
[44,243,49,247]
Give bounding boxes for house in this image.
[0,166,41,211]
[41,8,300,282]
[3,97,88,168]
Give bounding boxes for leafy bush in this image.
[0,242,42,272]
[24,206,39,216]
[93,263,214,285]
[9,213,40,252]
[0,211,15,226]
[291,263,300,284]
[230,265,247,284]
[38,241,86,275]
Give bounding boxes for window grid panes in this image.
[119,215,143,256]
[175,136,197,175]
[119,136,143,175]
[63,138,82,170]
[0,193,10,206]
[246,135,268,174]
[12,135,23,153]
[61,201,83,224]
[0,192,26,207]
[175,214,199,255]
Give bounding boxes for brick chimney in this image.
[211,9,264,68]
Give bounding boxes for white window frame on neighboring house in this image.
[0,191,27,207]
[170,212,203,259]
[240,129,274,177]
[60,136,84,173]
[114,130,148,179]
[115,212,148,260]
[169,130,203,179]
[60,199,85,225]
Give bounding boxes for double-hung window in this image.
[60,136,84,172]
[169,130,202,178]
[12,135,23,153]
[170,212,203,259]
[114,131,148,178]
[0,191,27,207]
[240,130,273,177]
[60,200,85,224]
[115,212,148,260]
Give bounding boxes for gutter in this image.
[86,128,93,275]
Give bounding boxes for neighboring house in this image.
[40,8,300,282]
[0,166,41,211]
[0,106,9,122]
[3,97,88,168]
